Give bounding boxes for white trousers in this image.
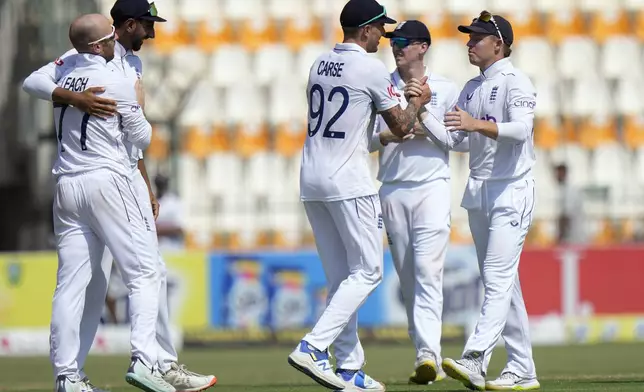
[303,195,384,370]
[51,169,159,379]
[463,178,537,379]
[75,171,178,375]
[379,179,450,364]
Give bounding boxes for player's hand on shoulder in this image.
[75,87,117,119]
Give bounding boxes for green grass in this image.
[1,343,643,391]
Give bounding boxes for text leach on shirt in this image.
[300,43,400,202]
[370,69,460,184]
[22,41,145,174]
[51,53,152,179]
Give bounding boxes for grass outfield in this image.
[1,343,643,391]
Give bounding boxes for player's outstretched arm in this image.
[417,106,468,151]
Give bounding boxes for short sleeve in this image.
[365,61,399,112]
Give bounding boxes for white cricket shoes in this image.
[409,355,446,385]
[288,340,346,390]
[485,372,541,390]
[334,369,386,392]
[55,376,92,392]
[442,355,486,391]
[125,357,176,392]
[162,363,217,392]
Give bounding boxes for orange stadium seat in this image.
[282,16,324,50]
[418,12,455,40]
[238,17,279,51]
[150,20,191,54]
[534,116,561,150]
[623,115,644,149]
[275,120,306,158]
[195,20,233,53]
[578,115,617,149]
[510,11,542,40]
[544,10,585,44]
[635,10,644,41]
[182,125,211,159]
[589,9,631,43]
[146,125,170,161]
[209,124,231,153]
[233,121,270,158]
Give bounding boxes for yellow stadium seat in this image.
[147,125,170,161]
[623,114,644,149]
[544,10,585,44]
[238,17,279,51]
[195,20,233,53]
[534,117,561,150]
[283,17,324,50]
[589,9,631,43]
[183,125,211,159]
[275,121,306,157]
[233,122,270,158]
[578,116,617,149]
[150,21,191,54]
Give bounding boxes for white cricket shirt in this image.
[22,41,145,174]
[370,68,460,183]
[300,43,400,202]
[51,54,152,178]
[419,58,537,210]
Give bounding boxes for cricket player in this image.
[410,11,540,391]
[45,14,169,392]
[22,2,216,391]
[288,0,431,390]
[369,19,466,385]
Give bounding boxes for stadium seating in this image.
[99,0,644,249]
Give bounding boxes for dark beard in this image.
[132,39,144,52]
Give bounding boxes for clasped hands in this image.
[404,78,478,133]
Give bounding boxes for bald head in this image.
[69,14,113,52]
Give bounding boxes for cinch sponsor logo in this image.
[514,100,536,109]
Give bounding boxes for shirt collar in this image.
[481,58,512,79]
[114,40,133,59]
[77,53,108,67]
[333,42,367,54]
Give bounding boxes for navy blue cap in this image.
[111,0,167,23]
[384,20,431,45]
[340,0,397,28]
[458,11,513,45]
